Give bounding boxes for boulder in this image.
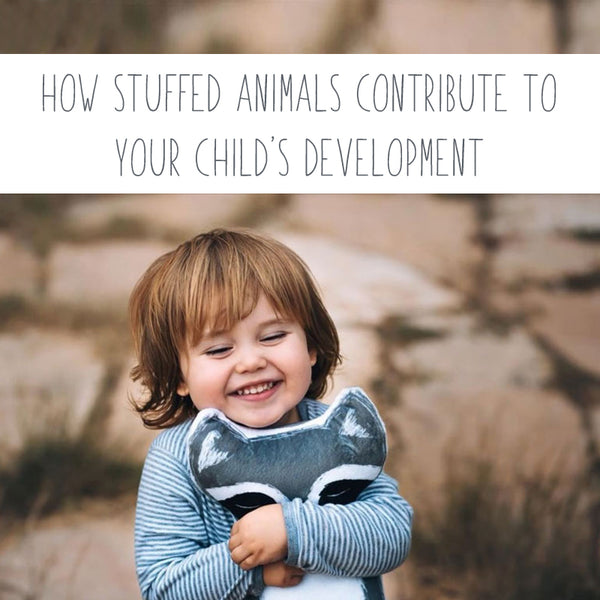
[105,359,158,463]
[285,195,482,293]
[0,234,39,298]
[46,241,173,311]
[526,290,600,378]
[568,0,600,52]
[66,195,251,236]
[492,235,600,287]
[267,229,460,326]
[0,329,104,454]
[391,314,553,394]
[330,324,381,400]
[165,0,360,53]
[491,195,600,237]
[396,387,586,510]
[0,501,138,600]
[369,0,555,53]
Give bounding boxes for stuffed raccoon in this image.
[187,387,387,600]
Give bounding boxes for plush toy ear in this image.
[188,410,289,518]
[188,410,237,481]
[307,388,387,505]
[326,387,387,457]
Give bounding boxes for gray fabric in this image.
[187,387,387,510]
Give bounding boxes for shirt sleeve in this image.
[135,444,265,600]
[282,472,413,578]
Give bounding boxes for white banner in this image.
[1,54,598,193]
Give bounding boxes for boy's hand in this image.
[263,562,304,587]
[228,504,288,570]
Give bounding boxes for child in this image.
[130,228,413,599]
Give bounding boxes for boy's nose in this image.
[234,348,267,373]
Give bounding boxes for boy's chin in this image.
[232,408,299,429]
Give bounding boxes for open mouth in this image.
[232,381,279,396]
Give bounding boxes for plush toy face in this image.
[187,387,387,519]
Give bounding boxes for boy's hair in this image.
[129,228,341,429]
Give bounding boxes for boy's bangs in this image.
[184,265,302,347]
[185,277,256,346]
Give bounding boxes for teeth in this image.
[236,381,275,396]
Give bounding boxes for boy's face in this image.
[178,294,317,428]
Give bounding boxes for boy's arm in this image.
[136,444,265,600]
[229,471,412,579]
[283,472,412,578]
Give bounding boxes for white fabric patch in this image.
[207,482,288,504]
[307,464,381,503]
[262,574,365,600]
[196,430,230,471]
[341,409,370,438]
[212,386,368,439]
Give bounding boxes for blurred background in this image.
[0,194,599,600]
[2,0,600,53]
[1,2,600,600]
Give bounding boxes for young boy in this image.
[130,228,413,599]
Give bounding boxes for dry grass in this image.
[0,392,141,521]
[411,453,600,600]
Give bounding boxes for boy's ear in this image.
[177,381,189,396]
[309,348,317,367]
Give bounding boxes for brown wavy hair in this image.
[129,228,341,429]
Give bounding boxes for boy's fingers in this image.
[228,533,240,552]
[230,545,252,566]
[240,555,258,570]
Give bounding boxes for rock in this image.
[46,241,173,311]
[0,329,104,454]
[0,234,39,298]
[383,313,585,506]
[330,325,381,400]
[267,229,460,326]
[0,501,138,600]
[391,314,553,393]
[568,0,600,52]
[165,0,361,53]
[284,195,482,293]
[526,290,600,378]
[491,195,600,237]
[490,196,600,287]
[369,0,555,53]
[591,406,600,447]
[66,195,251,236]
[492,235,600,287]
[105,359,158,463]
[396,386,586,510]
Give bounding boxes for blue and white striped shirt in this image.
[135,398,413,599]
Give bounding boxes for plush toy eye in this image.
[317,479,372,505]
[308,464,381,505]
[206,482,288,519]
[222,493,278,519]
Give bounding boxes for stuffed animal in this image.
[187,387,387,600]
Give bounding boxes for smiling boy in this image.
[130,228,412,599]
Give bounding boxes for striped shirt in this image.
[135,398,413,599]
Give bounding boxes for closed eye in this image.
[204,346,232,357]
[261,331,287,343]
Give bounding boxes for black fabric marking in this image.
[318,479,371,505]
[221,492,277,519]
